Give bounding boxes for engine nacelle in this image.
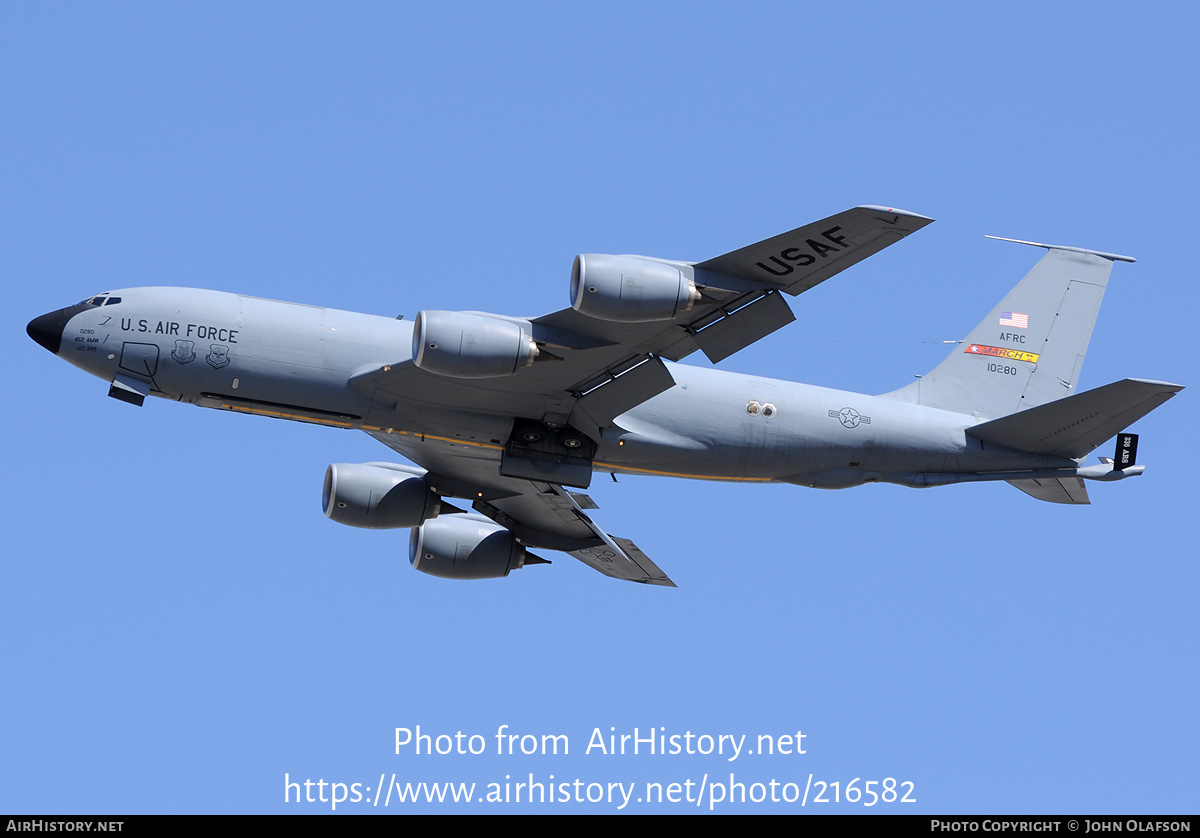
[570,254,699,322]
[409,514,527,580]
[323,462,441,529]
[412,310,538,378]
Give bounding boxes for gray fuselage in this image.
[46,287,1074,493]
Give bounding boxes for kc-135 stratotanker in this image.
[27,207,1182,586]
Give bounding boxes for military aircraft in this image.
[27,206,1182,586]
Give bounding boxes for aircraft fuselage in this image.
[31,286,1074,494]
[29,208,1178,585]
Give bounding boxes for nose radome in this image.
[27,311,66,355]
[27,305,87,356]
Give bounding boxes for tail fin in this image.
[884,238,1135,419]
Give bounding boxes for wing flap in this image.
[690,290,797,364]
[570,355,676,437]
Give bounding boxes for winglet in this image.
[985,235,1136,263]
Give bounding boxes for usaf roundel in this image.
[830,407,871,428]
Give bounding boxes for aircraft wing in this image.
[350,206,933,439]
[355,207,931,585]
[366,429,675,585]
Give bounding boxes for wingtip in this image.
[642,577,678,588]
[858,205,936,223]
[1125,378,1185,393]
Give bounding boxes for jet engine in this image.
[412,310,538,378]
[409,514,529,580]
[323,462,442,529]
[570,254,700,322]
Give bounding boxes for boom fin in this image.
[884,238,1136,419]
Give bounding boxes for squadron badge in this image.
[206,344,230,369]
[171,339,196,364]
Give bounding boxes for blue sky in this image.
[3,2,1196,814]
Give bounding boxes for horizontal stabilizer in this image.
[1006,476,1090,505]
[968,378,1183,458]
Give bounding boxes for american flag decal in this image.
[999,311,1028,329]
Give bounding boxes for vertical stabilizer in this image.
[884,238,1134,419]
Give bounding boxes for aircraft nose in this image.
[27,308,74,355]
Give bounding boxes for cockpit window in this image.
[103,296,121,305]
[80,294,109,306]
